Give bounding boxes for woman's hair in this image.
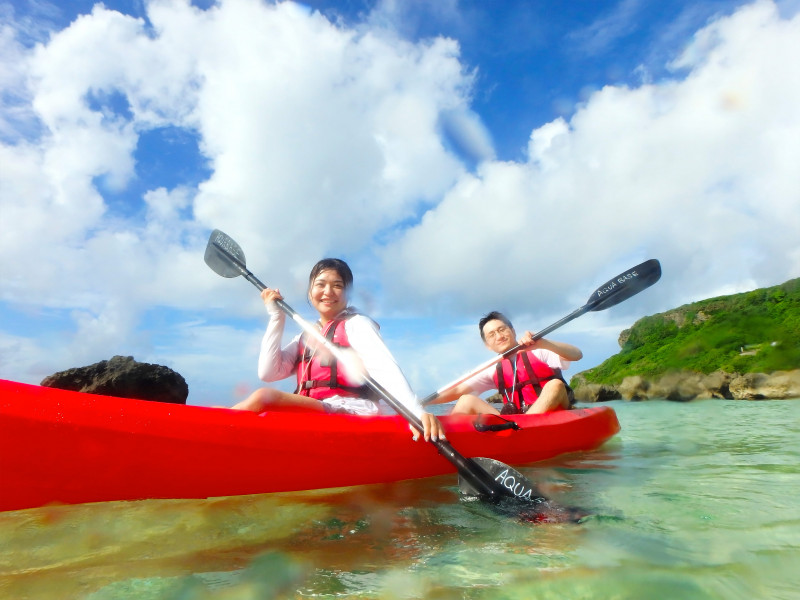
[308,258,353,293]
[478,311,514,341]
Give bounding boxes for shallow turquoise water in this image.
[2,399,799,599]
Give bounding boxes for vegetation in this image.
[576,277,800,386]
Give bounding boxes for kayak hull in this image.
[0,379,620,512]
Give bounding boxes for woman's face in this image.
[309,269,348,322]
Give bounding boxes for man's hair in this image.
[478,311,514,341]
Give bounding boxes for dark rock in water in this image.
[41,355,188,404]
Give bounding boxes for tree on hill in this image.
[575,278,800,386]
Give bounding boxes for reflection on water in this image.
[1,399,799,599]
[0,493,325,598]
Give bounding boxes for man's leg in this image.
[525,380,570,414]
[450,394,501,415]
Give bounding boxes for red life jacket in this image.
[493,351,558,414]
[295,314,374,401]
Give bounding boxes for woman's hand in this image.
[411,412,446,443]
[260,287,284,307]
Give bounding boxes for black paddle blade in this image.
[589,258,661,312]
[460,457,590,524]
[458,457,546,503]
[204,229,247,278]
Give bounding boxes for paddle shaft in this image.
[211,241,504,500]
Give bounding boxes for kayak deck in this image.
[0,379,620,512]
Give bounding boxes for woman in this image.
[232,258,444,442]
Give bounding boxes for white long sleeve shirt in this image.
[257,304,423,418]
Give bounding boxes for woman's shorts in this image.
[321,396,380,416]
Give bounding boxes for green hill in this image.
[575,277,800,386]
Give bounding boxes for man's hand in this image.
[520,334,583,361]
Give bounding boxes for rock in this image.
[650,372,706,402]
[618,376,649,401]
[41,355,188,404]
[730,370,800,400]
[730,373,770,400]
[573,383,622,403]
[650,370,735,401]
[572,369,800,401]
[696,371,734,399]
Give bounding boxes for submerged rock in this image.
[41,355,188,404]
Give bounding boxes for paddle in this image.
[421,258,662,406]
[203,229,546,506]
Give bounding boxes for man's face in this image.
[482,319,516,353]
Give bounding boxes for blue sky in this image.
[1,0,799,405]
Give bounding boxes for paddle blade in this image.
[458,457,546,503]
[588,258,661,312]
[204,229,247,278]
[460,457,590,523]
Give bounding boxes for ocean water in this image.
[1,399,799,599]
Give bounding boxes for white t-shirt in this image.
[464,348,572,396]
[257,305,423,418]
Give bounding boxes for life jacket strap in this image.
[473,413,521,432]
[496,352,556,412]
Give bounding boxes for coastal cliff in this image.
[572,277,800,401]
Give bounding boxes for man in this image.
[434,311,582,415]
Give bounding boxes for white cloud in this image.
[2,0,474,298]
[568,0,644,56]
[0,20,35,141]
[1,0,799,401]
[189,7,471,283]
[0,0,477,395]
[381,0,800,323]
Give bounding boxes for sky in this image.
[1,0,799,406]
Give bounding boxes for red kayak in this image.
[0,379,620,512]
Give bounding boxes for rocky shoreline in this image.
[572,369,800,402]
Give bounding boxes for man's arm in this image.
[426,367,496,405]
[519,332,583,361]
[426,382,475,405]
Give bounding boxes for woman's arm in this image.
[256,298,300,383]
[343,315,446,442]
[426,382,474,405]
[344,315,422,417]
